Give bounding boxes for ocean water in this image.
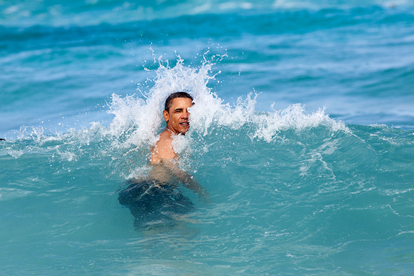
[1,0,414,275]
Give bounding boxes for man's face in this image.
[163,97,193,135]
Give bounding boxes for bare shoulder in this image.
[150,129,176,164]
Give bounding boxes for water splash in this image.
[2,59,346,180]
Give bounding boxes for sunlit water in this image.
[1,0,414,275]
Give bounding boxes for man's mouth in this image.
[179,122,189,127]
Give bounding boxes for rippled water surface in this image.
[1,0,414,275]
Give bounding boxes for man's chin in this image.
[178,127,190,135]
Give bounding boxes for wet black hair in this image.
[164,92,193,111]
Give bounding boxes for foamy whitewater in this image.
[1,0,414,275]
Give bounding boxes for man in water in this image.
[118,92,210,229]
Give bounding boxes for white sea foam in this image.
[60,58,343,179]
[4,59,346,180]
[9,59,345,149]
[106,59,345,146]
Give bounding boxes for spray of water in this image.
[2,58,346,180]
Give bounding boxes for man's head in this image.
[164,92,193,112]
[163,92,194,135]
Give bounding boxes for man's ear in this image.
[163,110,169,122]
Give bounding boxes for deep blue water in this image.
[1,0,414,275]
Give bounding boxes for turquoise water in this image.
[1,0,414,275]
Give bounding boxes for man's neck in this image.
[165,126,185,136]
[165,127,176,136]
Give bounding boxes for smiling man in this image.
[118,92,210,230]
[150,92,193,164]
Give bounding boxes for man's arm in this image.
[173,167,211,202]
[162,160,211,202]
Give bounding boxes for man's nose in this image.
[183,110,189,118]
